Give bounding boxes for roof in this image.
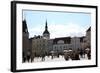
[53,37,71,44]
[86,27,91,32]
[23,20,28,33]
[43,30,50,34]
[43,20,50,34]
[30,35,43,39]
[80,36,85,42]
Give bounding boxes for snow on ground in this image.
[34,55,65,62]
[25,54,89,63]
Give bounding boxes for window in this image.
[60,46,62,49]
[57,40,64,44]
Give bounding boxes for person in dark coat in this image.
[87,50,91,59]
[27,51,31,62]
[70,52,75,60]
[71,51,80,60]
[79,50,83,58]
[31,53,35,62]
[22,52,26,63]
[64,52,69,61]
[41,52,46,61]
[75,53,80,60]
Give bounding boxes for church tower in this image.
[22,19,30,62]
[43,20,50,39]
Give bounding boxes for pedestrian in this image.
[41,52,45,61]
[75,52,80,60]
[64,52,69,61]
[27,50,31,62]
[80,50,83,58]
[31,53,34,62]
[87,50,91,59]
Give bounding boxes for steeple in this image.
[23,19,28,33]
[43,20,49,35]
[45,20,48,30]
[43,20,50,39]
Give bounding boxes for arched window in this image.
[57,40,64,44]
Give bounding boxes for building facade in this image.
[29,19,91,57]
[80,36,86,51]
[31,21,50,57]
[52,37,83,54]
[32,36,48,57]
[71,37,81,51]
[47,39,53,55]
[22,19,30,62]
[53,37,71,54]
[86,27,91,49]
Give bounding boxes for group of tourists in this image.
[22,48,91,63]
[22,52,47,63]
[64,49,91,61]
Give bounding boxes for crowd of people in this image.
[64,49,91,61]
[22,48,91,63]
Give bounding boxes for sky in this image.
[23,10,91,39]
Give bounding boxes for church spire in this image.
[45,20,48,30]
[43,20,50,39]
[43,20,49,34]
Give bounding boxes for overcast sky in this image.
[23,10,91,39]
